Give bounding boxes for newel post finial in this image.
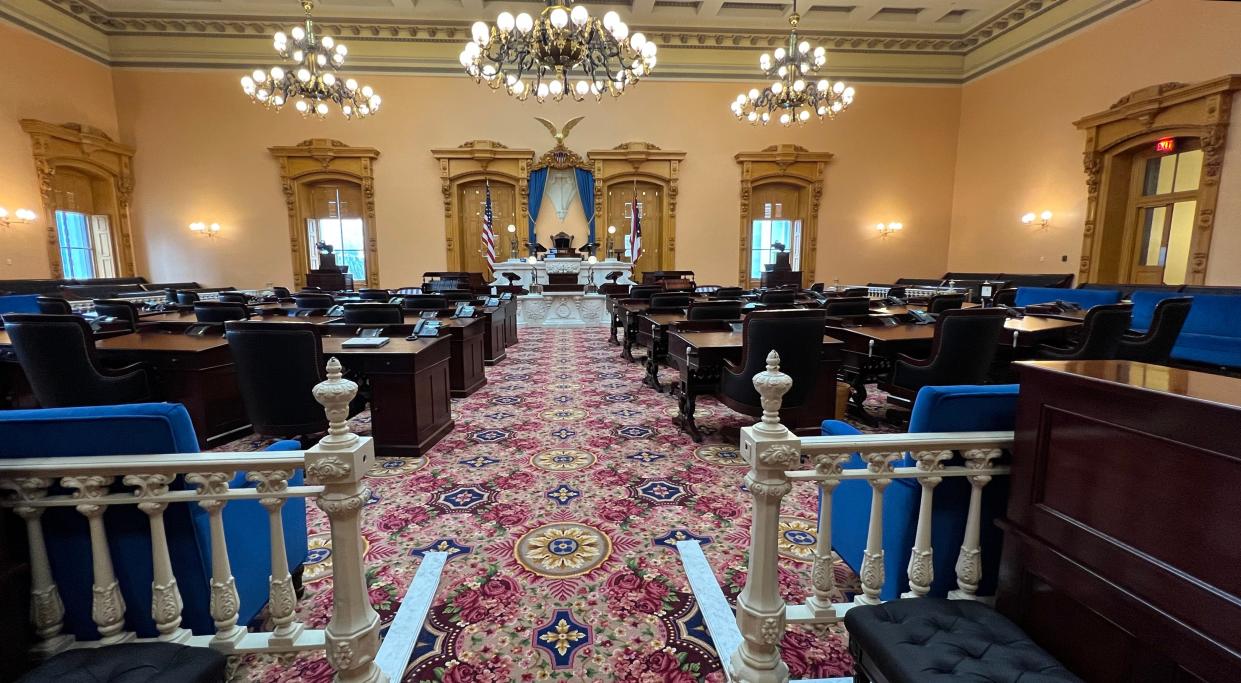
[313,357,360,449]
[752,350,793,435]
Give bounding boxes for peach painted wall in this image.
[947,0,1241,284]
[0,23,118,280]
[111,70,961,289]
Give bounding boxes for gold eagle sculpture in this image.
[534,116,585,146]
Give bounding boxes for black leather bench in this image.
[16,643,225,683]
[845,598,1081,683]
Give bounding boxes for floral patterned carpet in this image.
[228,327,861,682]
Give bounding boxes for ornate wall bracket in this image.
[735,144,833,287]
[431,140,534,270]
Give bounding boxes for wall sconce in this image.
[506,223,518,259]
[875,222,903,239]
[0,207,36,229]
[189,221,221,238]
[1021,211,1052,230]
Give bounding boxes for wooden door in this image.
[90,215,117,278]
[605,182,662,281]
[1122,144,1203,286]
[457,181,517,273]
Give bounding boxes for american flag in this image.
[631,196,643,264]
[482,180,496,278]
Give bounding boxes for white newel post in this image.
[248,469,305,646]
[125,473,191,642]
[185,471,245,649]
[62,475,131,644]
[856,451,902,606]
[730,351,799,683]
[949,448,1002,601]
[807,452,850,617]
[902,450,952,599]
[309,357,386,683]
[2,477,73,654]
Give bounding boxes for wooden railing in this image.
[678,351,1013,683]
[0,358,409,683]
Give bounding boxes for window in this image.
[307,184,367,285]
[55,210,96,279]
[1131,143,1203,285]
[749,201,801,281]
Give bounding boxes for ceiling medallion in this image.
[460,0,657,103]
[240,0,381,119]
[731,0,854,126]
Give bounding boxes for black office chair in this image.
[809,283,826,294]
[441,289,475,303]
[648,293,692,312]
[36,296,73,314]
[175,291,201,306]
[714,309,828,435]
[357,288,392,302]
[402,295,449,312]
[840,287,870,298]
[94,299,143,332]
[885,286,907,300]
[1116,297,1193,364]
[224,321,331,439]
[627,286,663,301]
[1037,304,1133,360]
[293,292,335,310]
[194,301,250,323]
[1,314,153,407]
[992,288,1018,307]
[711,287,746,299]
[759,289,797,307]
[272,286,292,299]
[216,291,249,305]
[927,293,966,314]
[343,302,403,325]
[823,297,871,316]
[884,308,1008,401]
[686,301,743,321]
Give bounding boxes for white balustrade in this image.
[0,356,419,683]
[682,351,1013,683]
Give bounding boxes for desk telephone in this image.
[878,316,900,327]
[408,320,441,338]
[359,327,384,338]
[419,310,439,320]
[326,305,346,317]
[1054,300,1083,312]
[453,303,476,318]
[884,296,907,306]
[500,292,514,300]
[908,309,935,324]
[485,297,500,307]
[1003,306,1024,319]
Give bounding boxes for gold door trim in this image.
[735,144,833,287]
[431,140,534,270]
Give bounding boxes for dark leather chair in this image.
[36,296,72,314]
[759,289,797,306]
[841,287,870,298]
[402,295,449,311]
[886,308,1007,398]
[292,292,335,310]
[216,291,249,304]
[357,288,393,302]
[627,285,662,301]
[810,282,826,293]
[687,300,743,321]
[993,288,1018,307]
[272,286,292,299]
[885,286,907,299]
[15,642,226,683]
[175,291,201,305]
[823,297,871,316]
[1037,304,1133,360]
[441,289,475,303]
[1,314,152,407]
[717,309,828,426]
[927,293,966,314]
[194,301,250,323]
[343,302,403,324]
[224,321,330,438]
[93,298,143,332]
[648,293,691,312]
[711,287,746,299]
[1116,297,1192,364]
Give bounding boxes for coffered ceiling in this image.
[0,0,1143,82]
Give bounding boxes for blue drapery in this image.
[574,167,596,247]
[527,167,548,247]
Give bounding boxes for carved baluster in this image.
[807,452,851,616]
[61,475,130,644]
[950,448,1002,601]
[248,469,305,646]
[1,478,73,654]
[856,451,902,606]
[903,450,952,598]
[729,351,799,683]
[185,471,245,649]
[124,473,190,642]
[309,357,385,683]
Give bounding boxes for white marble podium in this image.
[515,292,609,327]
[490,257,634,289]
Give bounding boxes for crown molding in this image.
[0,0,1147,83]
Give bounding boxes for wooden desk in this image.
[322,336,454,456]
[436,318,487,397]
[478,305,508,365]
[1000,360,1241,681]
[502,297,519,348]
[665,329,843,441]
[636,312,742,392]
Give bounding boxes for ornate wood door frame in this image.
[1074,75,1240,285]
[21,120,137,279]
[431,140,534,272]
[270,139,381,289]
[588,142,685,277]
[736,144,832,287]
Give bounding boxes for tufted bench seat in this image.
[844,598,1081,683]
[17,643,225,682]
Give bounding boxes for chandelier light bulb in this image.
[297,68,311,82]
[833,81,845,94]
[548,79,563,95]
[631,32,646,51]
[472,21,490,44]
[512,79,526,94]
[323,72,336,86]
[779,112,791,125]
[612,22,629,40]
[549,7,568,28]
[771,81,783,95]
[537,82,550,98]
[316,53,327,66]
[777,65,788,78]
[321,35,334,49]
[343,104,353,116]
[257,89,269,100]
[272,66,285,79]
[760,53,771,69]
[571,5,589,26]
[252,69,267,82]
[273,94,285,106]
[315,102,328,116]
[793,79,805,92]
[516,12,534,32]
[642,42,657,58]
[295,100,309,112]
[241,75,255,90]
[603,10,619,28]
[575,80,590,95]
[799,109,810,121]
[274,31,287,44]
[346,78,358,90]
[817,79,828,91]
[747,111,758,121]
[497,11,515,31]
[291,26,305,40]
[292,49,304,62]
[336,44,347,56]
[774,47,786,60]
[799,41,810,53]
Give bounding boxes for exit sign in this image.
[1155,138,1177,154]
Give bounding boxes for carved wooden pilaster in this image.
[735,144,833,288]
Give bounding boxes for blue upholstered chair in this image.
[1129,289,1190,332]
[0,403,308,641]
[820,384,1018,600]
[0,294,41,315]
[1170,294,1241,371]
[1014,286,1120,308]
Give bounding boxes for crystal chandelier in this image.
[731,0,854,126]
[240,0,381,119]
[460,1,657,103]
